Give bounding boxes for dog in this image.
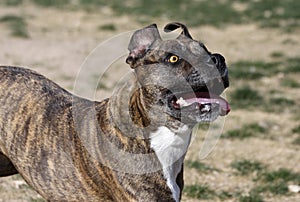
[0,22,229,201]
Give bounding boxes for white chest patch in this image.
[150,125,192,202]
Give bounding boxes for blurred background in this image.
[0,0,299,201]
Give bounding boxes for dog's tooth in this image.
[201,104,211,113]
[176,97,189,107]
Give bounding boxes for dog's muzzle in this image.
[165,53,230,123]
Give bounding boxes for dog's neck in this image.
[150,125,192,202]
[107,73,192,201]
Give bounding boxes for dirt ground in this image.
[0,2,299,202]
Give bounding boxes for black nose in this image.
[211,53,229,88]
[211,54,225,73]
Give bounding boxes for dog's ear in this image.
[164,22,193,40]
[126,24,161,68]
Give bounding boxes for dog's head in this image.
[126,22,230,125]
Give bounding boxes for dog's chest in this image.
[150,125,191,202]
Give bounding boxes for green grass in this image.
[11,174,23,180]
[229,82,297,112]
[238,190,264,202]
[292,125,300,134]
[230,85,263,109]
[259,168,300,184]
[182,170,297,201]
[217,191,234,200]
[185,160,218,173]
[98,23,116,31]
[4,0,23,6]
[255,182,289,195]
[87,0,300,30]
[281,77,300,88]
[230,61,280,80]
[0,15,29,38]
[268,97,295,106]
[230,57,300,82]
[247,168,300,196]
[292,125,300,145]
[292,136,300,145]
[2,0,299,31]
[270,51,285,59]
[184,184,216,200]
[243,0,300,31]
[265,94,296,113]
[284,57,300,73]
[231,159,265,175]
[30,0,70,7]
[30,198,46,202]
[222,123,267,140]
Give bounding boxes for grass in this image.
[255,182,290,195]
[251,168,300,195]
[98,23,116,31]
[1,0,297,31]
[185,160,218,173]
[92,0,300,30]
[281,77,300,88]
[230,57,300,82]
[0,15,29,38]
[108,0,242,27]
[230,85,263,109]
[259,168,300,184]
[292,125,300,134]
[270,51,285,59]
[243,0,300,31]
[284,57,300,73]
[268,97,295,106]
[293,137,300,145]
[238,191,264,202]
[4,0,23,6]
[184,184,216,200]
[230,61,280,80]
[231,159,265,175]
[221,123,267,139]
[222,123,267,139]
[180,165,300,201]
[265,94,296,113]
[30,198,46,202]
[292,125,300,145]
[30,0,70,7]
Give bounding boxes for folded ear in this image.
[164,22,193,40]
[126,24,161,68]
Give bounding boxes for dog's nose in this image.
[211,54,225,74]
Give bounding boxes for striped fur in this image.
[0,66,177,201]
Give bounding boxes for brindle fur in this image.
[0,22,229,201]
[0,66,173,201]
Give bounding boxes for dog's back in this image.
[0,66,136,201]
[0,67,84,200]
[0,66,74,156]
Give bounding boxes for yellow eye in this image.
[168,55,179,63]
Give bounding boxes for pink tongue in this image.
[183,92,230,116]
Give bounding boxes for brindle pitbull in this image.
[0,22,230,201]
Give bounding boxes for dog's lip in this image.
[170,92,230,116]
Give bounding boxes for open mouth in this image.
[169,91,230,116]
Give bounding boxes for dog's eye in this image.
[168,55,179,63]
